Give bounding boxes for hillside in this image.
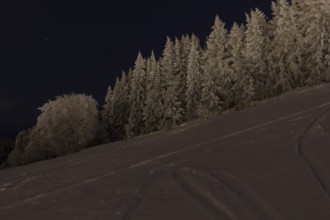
[1,84,330,220]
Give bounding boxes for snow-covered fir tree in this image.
[227,23,255,109]
[198,68,222,118]
[295,0,330,85]
[245,9,269,100]
[186,35,202,120]
[126,52,147,137]
[161,37,175,80]
[109,74,130,141]
[143,52,163,132]
[180,35,192,64]
[160,37,183,129]
[203,16,229,109]
[7,128,33,166]
[127,67,134,88]
[269,0,304,93]
[174,37,187,118]
[102,86,114,141]
[162,80,184,129]
[101,77,130,142]
[15,128,33,151]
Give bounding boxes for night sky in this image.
[0,0,273,137]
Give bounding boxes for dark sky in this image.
[0,0,273,137]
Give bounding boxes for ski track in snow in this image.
[1,101,330,211]
[173,167,285,220]
[173,167,243,220]
[288,116,306,122]
[119,166,283,220]
[117,167,163,220]
[210,172,284,220]
[297,106,330,199]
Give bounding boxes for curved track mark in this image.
[297,107,330,199]
[117,168,163,220]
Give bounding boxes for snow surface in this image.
[1,84,330,219]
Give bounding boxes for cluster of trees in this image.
[103,0,330,140]
[2,0,329,168]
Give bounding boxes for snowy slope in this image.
[1,84,330,220]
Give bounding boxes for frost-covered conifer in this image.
[143,52,163,132]
[198,69,221,118]
[109,74,130,141]
[102,86,114,140]
[7,128,33,166]
[186,36,202,120]
[174,38,187,116]
[160,37,183,129]
[180,35,192,68]
[203,16,229,108]
[295,0,330,85]
[269,0,303,93]
[227,23,255,109]
[245,9,269,100]
[15,128,33,151]
[126,52,147,137]
[161,37,175,80]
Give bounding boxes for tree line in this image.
[1,0,329,168]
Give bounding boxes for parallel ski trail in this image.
[118,168,163,220]
[173,168,239,220]
[173,167,284,220]
[211,172,284,220]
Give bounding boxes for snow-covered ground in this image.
[1,84,330,220]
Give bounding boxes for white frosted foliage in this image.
[245,9,268,100]
[186,36,202,120]
[228,23,255,109]
[143,52,163,132]
[26,94,99,161]
[126,52,147,137]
